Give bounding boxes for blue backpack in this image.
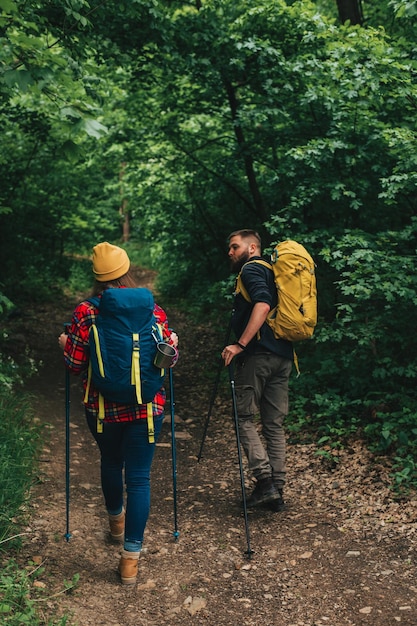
[84,288,165,440]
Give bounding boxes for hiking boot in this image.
[245,477,280,508]
[109,508,125,542]
[118,550,140,585]
[268,488,286,512]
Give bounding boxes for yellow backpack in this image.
[236,240,317,343]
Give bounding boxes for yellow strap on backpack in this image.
[235,259,272,302]
[97,393,105,433]
[293,349,300,377]
[83,362,105,432]
[84,325,106,433]
[147,402,155,443]
[131,333,154,442]
[84,324,104,404]
[91,325,105,374]
[131,333,143,405]
[84,361,92,404]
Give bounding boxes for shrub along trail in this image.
[15,268,417,625]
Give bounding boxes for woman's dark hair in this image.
[91,269,138,296]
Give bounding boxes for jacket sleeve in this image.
[63,301,96,375]
[241,262,274,308]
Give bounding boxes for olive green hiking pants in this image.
[234,352,292,489]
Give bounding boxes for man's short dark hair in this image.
[228,229,262,246]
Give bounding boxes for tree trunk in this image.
[335,0,363,25]
[223,78,267,222]
[120,198,130,243]
[119,162,130,243]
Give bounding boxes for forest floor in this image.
[9,267,417,625]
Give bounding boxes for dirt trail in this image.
[11,270,417,625]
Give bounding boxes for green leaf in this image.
[82,118,108,138]
[0,0,17,14]
[61,140,83,161]
[2,69,33,91]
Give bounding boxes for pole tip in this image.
[173,531,180,541]
[64,533,72,542]
[244,548,254,560]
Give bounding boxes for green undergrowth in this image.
[0,393,43,545]
[0,391,74,625]
[0,559,76,626]
[286,374,417,498]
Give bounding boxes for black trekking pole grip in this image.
[63,323,72,542]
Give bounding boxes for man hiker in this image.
[221,229,293,511]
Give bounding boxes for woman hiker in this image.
[58,242,178,585]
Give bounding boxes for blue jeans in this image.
[86,412,164,550]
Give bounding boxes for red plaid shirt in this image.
[64,291,174,423]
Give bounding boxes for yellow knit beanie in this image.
[92,242,130,282]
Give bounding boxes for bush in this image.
[285,222,417,494]
[0,391,74,625]
[0,393,43,546]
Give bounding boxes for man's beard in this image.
[230,250,250,273]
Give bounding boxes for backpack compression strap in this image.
[147,403,155,443]
[131,333,143,405]
[131,332,155,442]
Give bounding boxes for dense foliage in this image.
[0,0,416,490]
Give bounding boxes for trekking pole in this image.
[228,361,254,559]
[63,323,72,542]
[197,315,232,462]
[169,365,180,542]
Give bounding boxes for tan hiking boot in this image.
[118,550,140,585]
[108,508,125,542]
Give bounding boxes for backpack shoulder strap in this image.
[83,295,102,429]
[85,295,100,308]
[235,258,273,302]
[247,259,272,270]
